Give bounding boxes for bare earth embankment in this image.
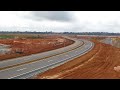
[35,39,120,79]
[0,35,74,61]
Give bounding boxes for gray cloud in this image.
[28,11,73,22]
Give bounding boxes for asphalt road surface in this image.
[0,37,94,79]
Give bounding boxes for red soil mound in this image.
[0,36,74,61]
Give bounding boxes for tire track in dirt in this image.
[56,42,102,79]
[59,43,102,79]
[91,45,120,79]
[88,44,112,78]
[63,42,120,79]
[36,40,120,79]
[74,47,111,78]
[36,40,100,79]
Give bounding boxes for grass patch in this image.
[0,34,45,39]
[0,35,15,39]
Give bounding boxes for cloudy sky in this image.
[0,11,120,33]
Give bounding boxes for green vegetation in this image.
[0,35,15,39]
[0,34,47,39]
[13,34,45,39]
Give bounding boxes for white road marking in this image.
[17,68,26,71]
[0,40,88,79]
[0,39,83,67]
[0,40,85,74]
[0,41,84,73]
[0,44,81,73]
[8,41,94,79]
[48,60,53,62]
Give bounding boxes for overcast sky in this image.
[0,11,120,33]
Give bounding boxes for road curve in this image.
[0,37,94,79]
[0,36,82,69]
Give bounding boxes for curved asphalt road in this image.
[0,36,94,79]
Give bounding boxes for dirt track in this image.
[36,40,120,79]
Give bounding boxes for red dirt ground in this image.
[35,39,120,79]
[0,36,74,61]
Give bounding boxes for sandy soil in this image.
[35,40,120,79]
[0,36,74,61]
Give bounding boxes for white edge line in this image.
[0,40,83,69]
[0,38,80,64]
[0,41,84,72]
[8,42,94,79]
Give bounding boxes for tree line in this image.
[0,31,120,36]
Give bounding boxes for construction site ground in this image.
[35,36,120,79]
[0,35,74,61]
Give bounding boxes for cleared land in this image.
[107,37,120,48]
[35,36,120,79]
[0,35,74,61]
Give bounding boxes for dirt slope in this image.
[0,36,74,61]
[35,40,120,79]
